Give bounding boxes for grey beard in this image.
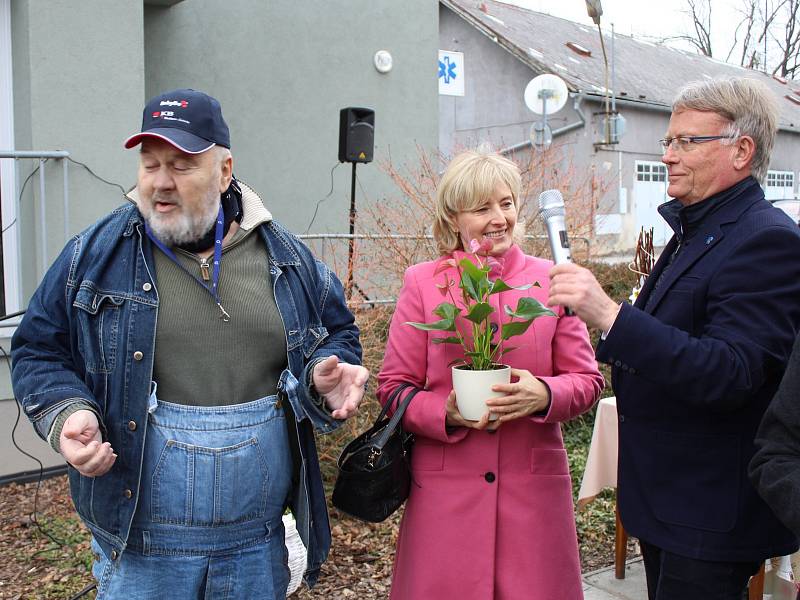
[142,188,219,246]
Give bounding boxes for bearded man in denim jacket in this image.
[11,89,368,599]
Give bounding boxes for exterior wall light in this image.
[374,50,393,74]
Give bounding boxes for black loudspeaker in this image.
[338,107,375,163]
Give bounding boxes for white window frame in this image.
[0,0,19,314]
[765,170,795,200]
[635,161,667,183]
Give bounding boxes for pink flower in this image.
[487,256,503,278]
[433,257,457,276]
[469,237,494,255]
[435,274,456,296]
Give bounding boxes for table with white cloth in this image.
[578,396,619,509]
[577,396,628,579]
[577,397,799,597]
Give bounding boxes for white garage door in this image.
[634,161,671,247]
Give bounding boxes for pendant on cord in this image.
[217,302,231,322]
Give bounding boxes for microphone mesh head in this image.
[538,189,565,219]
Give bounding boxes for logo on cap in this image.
[124,88,230,153]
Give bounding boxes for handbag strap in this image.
[371,386,419,453]
[374,382,412,424]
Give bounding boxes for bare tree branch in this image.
[675,0,798,75]
[687,0,714,56]
[770,0,800,77]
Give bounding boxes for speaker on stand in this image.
[338,107,374,301]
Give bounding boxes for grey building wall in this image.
[12,0,145,300]
[143,0,439,234]
[771,130,800,178]
[3,1,439,481]
[439,6,583,158]
[4,0,145,480]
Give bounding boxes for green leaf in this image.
[433,302,460,320]
[489,278,533,295]
[496,346,519,359]
[501,320,535,340]
[504,296,556,320]
[459,259,488,302]
[465,302,493,324]
[432,336,462,344]
[405,319,456,331]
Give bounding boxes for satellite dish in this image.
[524,74,569,115]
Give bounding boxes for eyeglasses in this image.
[658,135,737,154]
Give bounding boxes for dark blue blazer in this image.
[597,178,800,561]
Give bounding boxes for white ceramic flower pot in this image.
[451,364,511,421]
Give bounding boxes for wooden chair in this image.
[748,562,765,600]
[614,502,627,579]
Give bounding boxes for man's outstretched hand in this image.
[312,355,369,419]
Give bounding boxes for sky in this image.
[501,0,749,64]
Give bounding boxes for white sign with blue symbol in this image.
[439,50,465,96]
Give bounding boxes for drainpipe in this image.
[499,93,587,155]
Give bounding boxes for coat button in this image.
[123,489,132,499]
[619,415,626,423]
[614,360,622,367]
[110,550,118,560]
[484,472,496,483]
[133,351,143,361]
[143,282,152,292]
[127,420,137,431]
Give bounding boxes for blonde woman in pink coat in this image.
[377,151,604,600]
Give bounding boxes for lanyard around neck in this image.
[145,205,231,322]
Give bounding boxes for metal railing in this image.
[0,150,70,281]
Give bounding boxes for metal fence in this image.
[0,150,70,319]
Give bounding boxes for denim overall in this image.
[92,386,293,599]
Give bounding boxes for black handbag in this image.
[332,383,419,523]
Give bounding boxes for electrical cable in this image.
[304,162,341,233]
[2,160,47,235]
[2,344,74,557]
[0,310,25,321]
[66,156,126,196]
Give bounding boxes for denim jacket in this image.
[11,185,361,586]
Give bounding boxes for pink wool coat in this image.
[377,245,604,600]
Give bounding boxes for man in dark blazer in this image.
[549,77,800,600]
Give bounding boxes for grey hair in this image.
[432,150,521,255]
[672,77,778,182]
[214,145,232,166]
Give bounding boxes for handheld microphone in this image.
[538,189,574,316]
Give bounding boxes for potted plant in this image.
[406,239,556,420]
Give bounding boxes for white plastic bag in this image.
[764,555,798,600]
[283,513,308,596]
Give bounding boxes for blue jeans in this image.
[92,390,293,599]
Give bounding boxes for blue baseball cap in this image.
[124,88,230,154]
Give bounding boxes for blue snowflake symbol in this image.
[438,56,457,83]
